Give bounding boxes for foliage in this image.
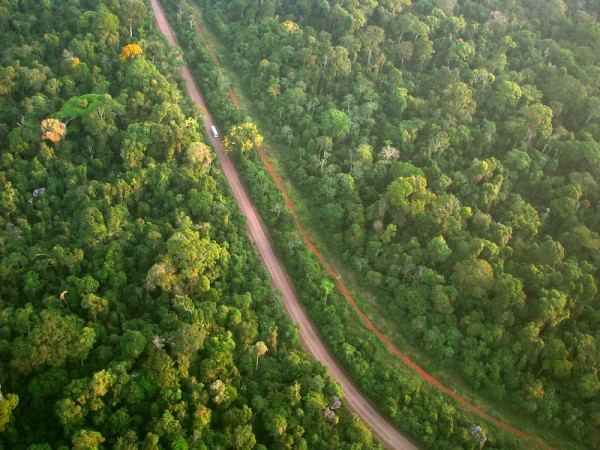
[183,0,600,447]
[0,1,378,449]
[40,118,66,142]
[55,94,107,121]
[119,43,143,60]
[223,121,264,154]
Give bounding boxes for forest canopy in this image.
[191,0,600,447]
[0,1,377,448]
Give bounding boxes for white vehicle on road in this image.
[210,125,219,138]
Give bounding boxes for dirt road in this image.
[150,1,417,448]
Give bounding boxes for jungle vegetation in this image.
[0,1,379,448]
[180,0,600,447]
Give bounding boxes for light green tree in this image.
[254,341,268,368]
[320,278,336,304]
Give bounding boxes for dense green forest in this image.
[0,1,380,448]
[160,1,533,447]
[189,0,600,447]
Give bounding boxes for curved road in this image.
[150,1,417,449]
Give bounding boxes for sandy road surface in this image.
[150,1,418,448]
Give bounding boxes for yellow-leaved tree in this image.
[119,43,143,61]
[41,118,67,142]
[282,20,298,33]
[222,122,263,154]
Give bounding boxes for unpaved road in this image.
[150,1,417,448]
